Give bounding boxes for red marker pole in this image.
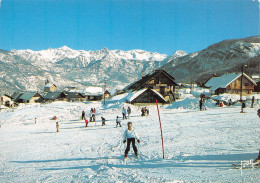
[156,99,165,159]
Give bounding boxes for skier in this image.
[123,122,140,158]
[89,111,93,122]
[241,100,246,113]
[202,98,206,110]
[141,107,145,116]
[127,106,131,119]
[122,107,127,119]
[251,96,255,108]
[35,118,37,124]
[199,99,202,111]
[92,113,95,122]
[56,122,59,132]
[85,119,89,127]
[116,116,122,127]
[258,108,260,118]
[228,99,232,106]
[146,107,149,116]
[101,117,106,126]
[81,110,86,120]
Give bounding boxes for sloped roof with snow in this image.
[67,92,85,99]
[44,83,56,88]
[205,73,257,91]
[43,92,66,100]
[83,86,103,95]
[125,70,177,91]
[127,88,167,103]
[19,92,40,101]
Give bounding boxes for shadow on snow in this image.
[11,152,258,171]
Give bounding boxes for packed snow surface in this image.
[0,99,259,182]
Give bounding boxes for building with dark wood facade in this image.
[124,70,178,103]
[205,73,257,95]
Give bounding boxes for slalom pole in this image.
[156,100,165,159]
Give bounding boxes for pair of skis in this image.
[232,159,260,169]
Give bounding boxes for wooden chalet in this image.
[84,86,105,101]
[205,73,257,95]
[85,94,103,101]
[0,94,13,107]
[43,92,67,102]
[16,92,43,103]
[124,70,178,103]
[44,83,57,93]
[252,75,260,92]
[127,88,167,104]
[67,92,86,102]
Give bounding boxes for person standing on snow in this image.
[199,99,203,111]
[241,100,246,113]
[202,98,206,110]
[89,111,93,122]
[127,106,131,119]
[116,116,122,127]
[93,108,96,122]
[257,108,260,118]
[122,107,127,119]
[251,96,255,108]
[56,122,59,132]
[146,107,149,116]
[101,117,106,126]
[85,119,89,127]
[81,110,86,120]
[123,122,140,158]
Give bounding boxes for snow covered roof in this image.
[19,92,41,101]
[83,86,103,95]
[125,70,177,91]
[43,92,65,100]
[205,73,257,91]
[67,92,85,99]
[12,93,24,101]
[44,83,56,88]
[127,88,167,103]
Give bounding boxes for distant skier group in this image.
[141,107,149,116]
[122,107,131,119]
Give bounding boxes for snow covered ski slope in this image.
[0,101,259,182]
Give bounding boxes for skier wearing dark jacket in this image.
[81,110,86,120]
[123,122,140,158]
[101,117,106,126]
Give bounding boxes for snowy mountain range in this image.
[1,35,259,95]
[161,36,260,83]
[1,47,181,94]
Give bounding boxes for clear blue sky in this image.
[0,0,259,55]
